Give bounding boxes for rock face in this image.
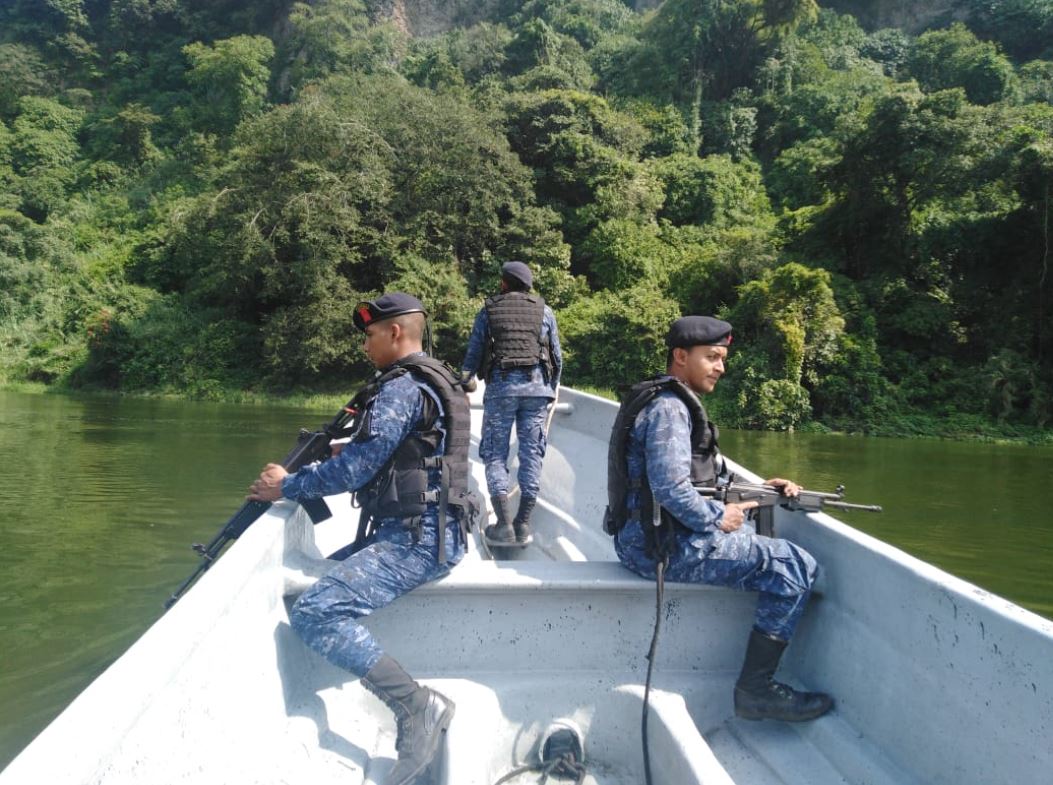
[370,0,504,38]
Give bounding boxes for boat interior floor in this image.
[275,670,907,785]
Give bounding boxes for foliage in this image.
[963,0,1053,63]
[652,153,775,229]
[1,0,1052,438]
[9,96,84,220]
[281,0,404,97]
[0,44,53,119]
[721,263,844,429]
[182,35,275,135]
[907,23,1016,106]
[557,283,681,389]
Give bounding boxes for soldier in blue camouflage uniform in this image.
[249,293,464,785]
[461,261,562,548]
[609,315,833,723]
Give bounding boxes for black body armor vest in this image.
[604,376,727,557]
[351,354,478,562]
[479,292,554,381]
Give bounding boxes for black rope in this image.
[491,752,587,785]
[642,555,667,785]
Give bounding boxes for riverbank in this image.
[581,384,1053,446]
[0,380,354,416]
[4,380,1052,446]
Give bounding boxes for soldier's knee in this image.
[290,576,367,635]
[289,593,318,637]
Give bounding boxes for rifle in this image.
[163,401,361,609]
[697,482,882,537]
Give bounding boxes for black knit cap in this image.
[665,316,733,349]
[353,292,426,332]
[501,260,533,290]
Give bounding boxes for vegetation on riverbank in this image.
[2,1,1052,441]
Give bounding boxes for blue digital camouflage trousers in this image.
[290,517,465,677]
[479,395,549,498]
[615,520,818,641]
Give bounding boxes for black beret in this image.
[665,316,733,349]
[353,292,426,332]
[501,260,533,290]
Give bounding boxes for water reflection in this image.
[720,429,1053,620]
[0,391,339,768]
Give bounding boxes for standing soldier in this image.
[461,261,562,548]
[604,315,834,722]
[249,293,476,785]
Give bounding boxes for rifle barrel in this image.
[825,500,883,512]
[163,399,360,611]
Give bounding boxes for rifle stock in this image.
[164,403,360,610]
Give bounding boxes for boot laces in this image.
[393,690,437,754]
[769,680,800,702]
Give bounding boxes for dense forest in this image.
[2,0,1052,439]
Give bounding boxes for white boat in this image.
[1,386,1050,785]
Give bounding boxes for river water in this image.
[1,389,1051,768]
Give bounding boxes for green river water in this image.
[1,389,1051,769]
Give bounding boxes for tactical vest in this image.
[603,376,726,557]
[351,354,478,562]
[480,292,554,381]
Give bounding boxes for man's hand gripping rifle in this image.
[163,401,361,609]
[697,481,882,537]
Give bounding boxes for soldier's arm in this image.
[545,307,562,388]
[642,396,725,534]
[460,309,488,379]
[281,377,422,500]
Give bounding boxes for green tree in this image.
[156,91,396,383]
[512,0,636,51]
[183,35,275,135]
[1018,59,1053,104]
[323,75,573,291]
[279,0,404,97]
[723,262,844,429]
[614,0,819,143]
[557,283,681,388]
[10,96,84,220]
[90,103,161,168]
[502,87,654,247]
[0,44,53,119]
[964,0,1053,62]
[860,28,910,77]
[824,85,984,276]
[908,23,1016,106]
[503,18,596,90]
[104,0,186,52]
[1012,135,1053,363]
[651,153,775,229]
[579,219,679,290]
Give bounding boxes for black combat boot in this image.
[361,655,455,785]
[512,495,537,545]
[733,629,833,722]
[484,494,516,546]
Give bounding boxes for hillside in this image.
[1,0,1052,439]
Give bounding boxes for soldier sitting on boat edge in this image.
[604,314,834,723]
[249,292,476,784]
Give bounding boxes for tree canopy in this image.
[2,0,1052,436]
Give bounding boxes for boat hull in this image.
[2,386,1050,785]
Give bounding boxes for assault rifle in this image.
[164,401,361,610]
[697,482,882,537]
